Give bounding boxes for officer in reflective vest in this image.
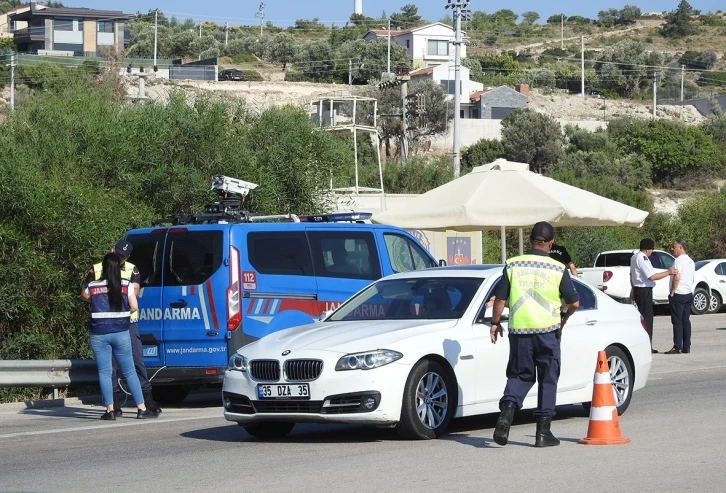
[489,222,580,448]
[83,240,162,415]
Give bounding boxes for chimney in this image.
[30,0,36,11]
[515,83,529,96]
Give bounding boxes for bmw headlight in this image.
[228,353,247,372]
[335,350,403,371]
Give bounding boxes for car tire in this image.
[691,287,709,315]
[396,359,455,440]
[241,422,295,438]
[151,386,190,404]
[708,291,722,314]
[582,345,633,416]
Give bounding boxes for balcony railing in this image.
[13,26,46,38]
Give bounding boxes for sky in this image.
[68,0,723,28]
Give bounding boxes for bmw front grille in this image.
[249,360,280,381]
[284,359,323,382]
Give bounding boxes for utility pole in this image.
[387,18,391,75]
[256,3,266,37]
[653,71,657,119]
[225,22,229,45]
[199,23,202,38]
[580,36,585,98]
[400,80,409,160]
[680,64,685,102]
[445,0,470,179]
[348,59,353,95]
[561,14,564,50]
[9,52,15,112]
[153,10,158,69]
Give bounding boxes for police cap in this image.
[114,240,134,258]
[530,221,554,243]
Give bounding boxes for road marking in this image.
[0,413,223,439]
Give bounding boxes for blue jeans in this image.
[90,331,145,407]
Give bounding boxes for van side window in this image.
[164,231,223,286]
[384,233,435,273]
[307,231,381,280]
[248,232,314,276]
[126,234,164,287]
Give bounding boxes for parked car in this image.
[586,89,605,99]
[218,69,243,81]
[222,265,652,439]
[694,259,726,313]
[577,249,712,315]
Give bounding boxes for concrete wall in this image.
[436,118,609,148]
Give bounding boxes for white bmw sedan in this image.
[222,266,652,440]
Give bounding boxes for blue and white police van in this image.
[123,177,441,403]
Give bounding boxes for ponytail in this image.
[101,252,124,311]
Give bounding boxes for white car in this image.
[694,259,726,313]
[222,266,653,440]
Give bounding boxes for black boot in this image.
[535,416,560,447]
[493,401,517,446]
[113,391,125,416]
[143,389,162,414]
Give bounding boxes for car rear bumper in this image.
[147,366,226,386]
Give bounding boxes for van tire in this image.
[151,386,190,404]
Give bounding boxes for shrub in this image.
[461,139,504,173]
[501,109,564,173]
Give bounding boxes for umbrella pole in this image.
[519,228,524,255]
[501,226,506,263]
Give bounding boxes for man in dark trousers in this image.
[629,238,676,354]
[549,243,578,276]
[490,222,580,448]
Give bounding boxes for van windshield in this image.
[326,277,484,322]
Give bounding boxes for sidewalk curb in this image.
[0,395,103,412]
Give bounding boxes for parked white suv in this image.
[578,249,712,315]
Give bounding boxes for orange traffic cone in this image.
[578,350,631,445]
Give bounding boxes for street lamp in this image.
[444,0,471,179]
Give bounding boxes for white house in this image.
[409,62,484,118]
[363,22,466,68]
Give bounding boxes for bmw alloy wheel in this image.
[608,354,630,408]
[415,372,449,430]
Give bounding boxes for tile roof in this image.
[409,67,434,76]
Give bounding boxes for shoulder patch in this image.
[643,256,649,261]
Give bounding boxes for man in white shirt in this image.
[630,238,676,354]
[665,238,695,354]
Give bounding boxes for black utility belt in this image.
[634,286,653,289]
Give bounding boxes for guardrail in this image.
[0,360,98,388]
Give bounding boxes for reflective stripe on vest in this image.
[506,254,565,334]
[94,261,138,322]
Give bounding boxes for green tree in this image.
[461,139,504,172]
[608,118,721,183]
[594,40,664,96]
[270,32,300,67]
[521,11,540,25]
[295,40,336,82]
[390,4,423,29]
[661,0,699,38]
[547,13,566,24]
[500,109,564,173]
[491,9,518,25]
[461,57,483,81]
[618,5,642,25]
[337,39,410,83]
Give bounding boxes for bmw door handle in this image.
[170,300,188,308]
[585,319,598,326]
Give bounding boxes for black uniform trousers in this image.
[500,332,561,417]
[112,322,152,393]
[669,293,693,351]
[633,286,654,345]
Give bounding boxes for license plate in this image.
[257,383,310,399]
[143,345,158,357]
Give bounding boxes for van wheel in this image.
[691,288,709,315]
[151,386,189,404]
[242,422,295,438]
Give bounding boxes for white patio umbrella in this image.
[371,159,649,262]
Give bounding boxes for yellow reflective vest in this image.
[94,261,138,323]
[505,254,565,334]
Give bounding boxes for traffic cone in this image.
[578,350,631,445]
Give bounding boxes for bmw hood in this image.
[244,319,458,355]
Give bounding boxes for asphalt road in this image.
[2,313,725,493]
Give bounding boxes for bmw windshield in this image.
[326,277,484,322]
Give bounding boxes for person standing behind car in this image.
[630,238,676,354]
[549,243,578,276]
[83,253,157,420]
[665,238,695,354]
[84,240,162,415]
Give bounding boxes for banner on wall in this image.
[407,229,482,266]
